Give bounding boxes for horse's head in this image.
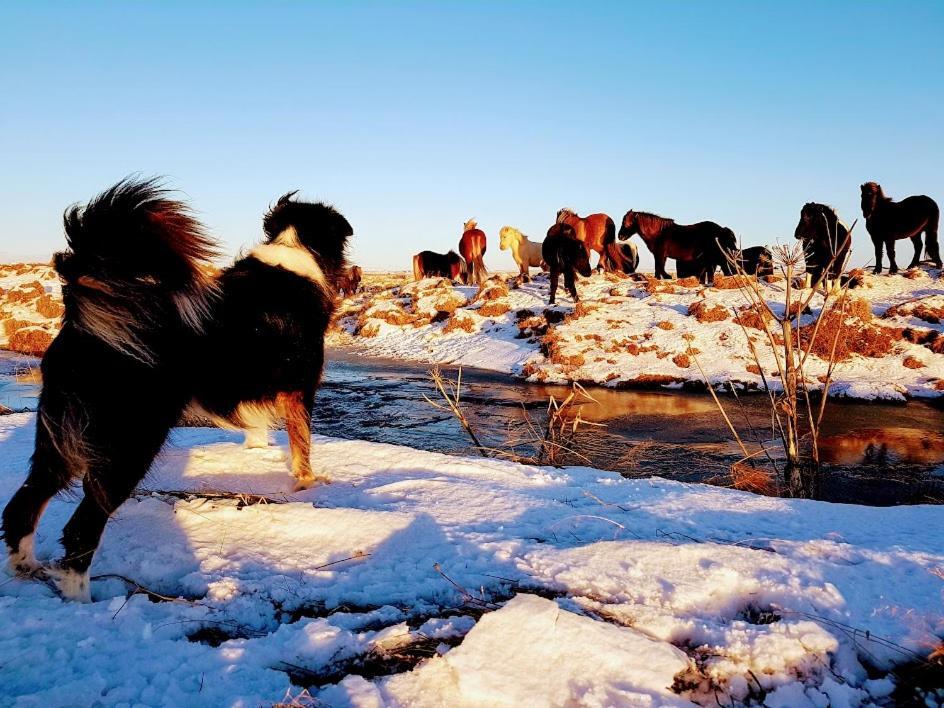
[446,250,466,282]
[556,208,575,225]
[860,182,882,218]
[463,218,477,232]
[573,240,593,277]
[499,226,516,251]
[617,210,638,240]
[795,203,837,244]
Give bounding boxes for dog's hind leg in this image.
[278,391,325,491]
[2,411,83,575]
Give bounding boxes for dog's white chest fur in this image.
[249,226,329,291]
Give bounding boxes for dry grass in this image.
[799,308,897,361]
[477,301,510,317]
[655,320,674,330]
[730,462,779,496]
[733,304,773,331]
[688,300,729,323]
[903,356,925,369]
[8,327,53,355]
[34,294,64,319]
[671,353,691,368]
[443,315,476,334]
[712,274,752,290]
[675,276,702,288]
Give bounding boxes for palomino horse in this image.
[794,203,852,286]
[861,182,940,274]
[543,223,592,304]
[556,208,625,272]
[499,226,544,279]
[459,218,488,285]
[618,210,737,283]
[413,250,465,281]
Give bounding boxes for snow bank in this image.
[329,268,944,401]
[1,413,942,705]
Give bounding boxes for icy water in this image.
[1,349,942,505]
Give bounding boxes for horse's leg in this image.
[886,238,899,274]
[907,235,923,269]
[548,268,559,305]
[564,270,579,302]
[655,250,670,279]
[926,224,942,268]
[872,237,883,275]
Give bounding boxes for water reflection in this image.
[819,428,944,466]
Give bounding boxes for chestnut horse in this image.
[413,250,465,281]
[618,210,737,283]
[499,226,545,279]
[794,203,852,285]
[861,182,940,274]
[556,208,625,272]
[543,223,592,304]
[459,218,488,285]
[336,264,362,295]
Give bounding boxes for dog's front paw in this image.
[293,475,331,492]
[7,535,41,576]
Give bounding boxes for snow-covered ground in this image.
[1,413,941,706]
[329,268,944,401]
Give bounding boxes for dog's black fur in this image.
[1,179,351,600]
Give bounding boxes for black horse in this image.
[861,182,940,274]
[678,246,773,279]
[543,223,592,304]
[794,203,852,284]
[618,210,737,283]
[412,250,465,281]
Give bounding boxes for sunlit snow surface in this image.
[0,413,941,706]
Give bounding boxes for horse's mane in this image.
[861,182,886,199]
[803,202,847,239]
[500,225,523,239]
[557,207,577,223]
[633,211,675,231]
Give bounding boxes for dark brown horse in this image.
[459,218,488,285]
[336,264,362,295]
[556,208,622,272]
[413,250,465,281]
[737,246,774,277]
[794,203,852,284]
[861,182,940,274]
[618,210,737,283]
[543,223,592,304]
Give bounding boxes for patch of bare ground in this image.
[443,315,476,334]
[8,327,53,356]
[712,274,753,290]
[799,299,899,361]
[733,303,773,331]
[903,356,925,369]
[476,301,510,317]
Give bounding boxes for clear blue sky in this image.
[1,1,941,272]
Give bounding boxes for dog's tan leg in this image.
[277,392,326,490]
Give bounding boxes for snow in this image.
[1,412,942,705]
[329,268,944,401]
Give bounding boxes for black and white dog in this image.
[1,178,351,600]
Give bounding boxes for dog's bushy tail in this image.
[55,177,219,363]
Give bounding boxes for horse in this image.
[610,241,639,274]
[618,210,737,283]
[499,226,545,279]
[459,218,488,285]
[413,250,465,281]
[556,208,619,271]
[860,182,940,274]
[737,246,774,277]
[336,264,363,295]
[543,223,592,304]
[794,203,852,286]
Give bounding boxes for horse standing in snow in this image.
[543,223,592,305]
[459,219,488,285]
[794,203,852,286]
[413,250,465,281]
[860,182,940,274]
[337,265,362,295]
[499,226,545,280]
[555,208,625,272]
[618,210,737,283]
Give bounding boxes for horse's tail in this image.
[475,256,488,284]
[412,253,424,281]
[54,177,218,364]
[925,198,941,264]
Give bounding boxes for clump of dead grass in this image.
[688,301,728,323]
[477,301,510,317]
